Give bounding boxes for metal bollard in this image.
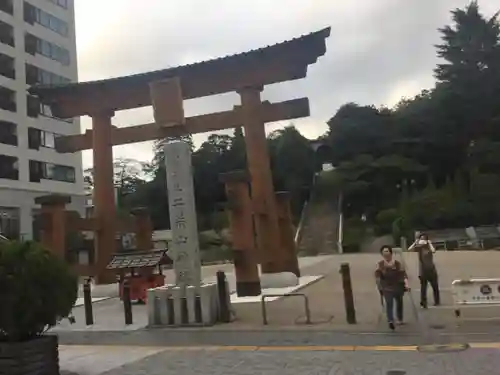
[83,278,94,325]
[194,295,202,324]
[216,271,230,323]
[180,297,189,324]
[340,263,356,324]
[400,236,408,252]
[122,280,133,325]
[167,295,175,325]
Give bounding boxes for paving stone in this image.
[98,348,500,375]
[59,345,165,375]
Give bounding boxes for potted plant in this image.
[0,240,77,375]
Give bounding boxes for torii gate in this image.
[29,27,331,284]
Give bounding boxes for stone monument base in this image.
[147,283,224,327]
[260,272,299,289]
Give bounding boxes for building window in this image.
[28,127,60,149]
[38,102,73,123]
[25,63,70,86]
[0,53,15,80]
[0,154,19,180]
[25,33,70,65]
[29,160,75,183]
[0,207,20,240]
[0,0,13,16]
[24,2,69,37]
[0,120,17,146]
[0,19,14,47]
[0,86,16,112]
[46,0,68,10]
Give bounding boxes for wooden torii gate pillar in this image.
[91,110,117,283]
[28,28,331,285]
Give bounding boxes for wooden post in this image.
[131,207,153,251]
[91,110,117,284]
[275,191,300,277]
[237,87,285,274]
[34,195,71,259]
[220,171,261,297]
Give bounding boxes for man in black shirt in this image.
[408,233,441,308]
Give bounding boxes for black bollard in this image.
[180,297,189,324]
[216,271,230,323]
[340,263,357,324]
[194,295,202,324]
[167,295,175,325]
[83,278,94,325]
[122,280,133,325]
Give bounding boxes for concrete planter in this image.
[0,335,59,375]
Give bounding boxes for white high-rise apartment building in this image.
[0,0,84,240]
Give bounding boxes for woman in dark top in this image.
[375,245,409,330]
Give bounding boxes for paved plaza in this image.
[57,251,500,374]
[56,251,500,334]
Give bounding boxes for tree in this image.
[151,134,194,173]
[83,157,148,210]
[435,2,500,147]
[268,126,316,216]
[322,2,500,237]
[326,103,394,164]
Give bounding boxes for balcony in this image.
[0,53,14,80]
[29,160,75,183]
[25,63,38,85]
[0,0,13,16]
[0,120,17,146]
[0,85,16,112]
[26,95,40,118]
[0,20,14,47]
[28,127,59,150]
[0,154,19,180]
[24,33,37,55]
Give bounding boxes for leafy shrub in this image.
[374,208,400,235]
[342,217,369,251]
[0,241,77,342]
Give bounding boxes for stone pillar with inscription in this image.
[164,141,202,292]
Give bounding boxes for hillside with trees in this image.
[85,126,317,233]
[323,2,500,246]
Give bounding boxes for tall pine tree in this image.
[434,1,500,140]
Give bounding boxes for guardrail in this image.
[261,293,311,325]
[337,192,343,254]
[294,201,309,246]
[293,174,318,247]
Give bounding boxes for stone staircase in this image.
[297,188,339,256]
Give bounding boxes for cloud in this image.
[74,0,498,167]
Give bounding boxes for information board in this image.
[452,278,500,305]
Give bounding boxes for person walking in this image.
[408,233,440,308]
[375,245,409,330]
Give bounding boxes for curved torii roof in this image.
[28,27,331,119]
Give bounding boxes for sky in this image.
[74,0,498,168]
